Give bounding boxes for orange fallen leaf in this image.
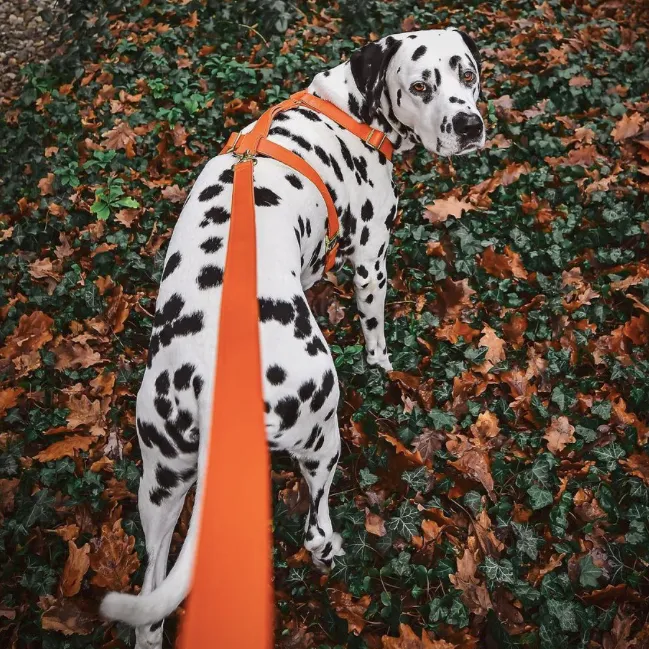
[329,590,371,635]
[382,623,455,649]
[379,432,430,468]
[0,311,54,360]
[620,454,649,485]
[544,416,576,454]
[478,325,506,365]
[0,387,24,417]
[448,446,495,501]
[424,196,474,224]
[40,597,95,635]
[365,510,387,537]
[89,518,140,592]
[53,341,103,370]
[611,112,644,142]
[480,246,528,280]
[60,542,90,597]
[436,319,480,344]
[161,184,187,203]
[38,173,55,196]
[102,121,138,158]
[34,435,95,462]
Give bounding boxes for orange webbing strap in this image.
[178,158,272,649]
[295,92,394,160]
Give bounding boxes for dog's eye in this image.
[410,82,428,93]
[462,70,476,84]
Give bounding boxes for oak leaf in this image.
[611,112,644,142]
[0,387,24,417]
[382,623,455,649]
[38,173,55,196]
[161,184,187,203]
[436,319,479,344]
[620,454,649,485]
[478,325,506,365]
[102,121,137,157]
[0,311,54,359]
[34,435,95,462]
[89,518,140,591]
[40,597,95,635]
[365,511,387,537]
[424,196,474,224]
[544,416,576,454]
[329,590,371,635]
[53,341,102,370]
[60,541,90,597]
[449,446,495,501]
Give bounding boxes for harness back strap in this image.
[179,93,391,649]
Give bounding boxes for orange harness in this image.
[178,91,392,649]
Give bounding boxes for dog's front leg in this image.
[353,243,392,371]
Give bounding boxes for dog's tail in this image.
[99,506,198,626]
[100,428,208,627]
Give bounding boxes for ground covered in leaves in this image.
[1,0,649,647]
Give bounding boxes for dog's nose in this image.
[452,112,483,139]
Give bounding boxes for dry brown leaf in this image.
[365,510,387,537]
[53,341,102,370]
[329,590,371,635]
[40,597,95,635]
[0,311,54,360]
[38,173,55,196]
[89,518,140,591]
[424,196,474,224]
[161,184,187,203]
[478,325,506,365]
[60,542,90,597]
[544,416,576,454]
[48,524,80,542]
[436,319,480,344]
[102,121,138,157]
[449,446,495,501]
[502,314,528,347]
[480,246,528,280]
[620,454,649,485]
[66,394,104,431]
[382,623,455,649]
[449,547,492,616]
[34,435,95,462]
[0,387,24,417]
[0,478,20,515]
[471,411,500,442]
[611,112,644,142]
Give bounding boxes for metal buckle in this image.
[365,129,387,151]
[324,230,339,253]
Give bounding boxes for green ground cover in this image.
[1,0,648,647]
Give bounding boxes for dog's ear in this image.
[455,29,481,77]
[350,36,402,123]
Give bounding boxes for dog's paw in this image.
[308,532,345,573]
[367,350,392,371]
[135,622,164,649]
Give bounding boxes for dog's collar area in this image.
[220,90,392,272]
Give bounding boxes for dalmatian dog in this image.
[101,27,485,648]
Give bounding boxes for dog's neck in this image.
[308,61,417,155]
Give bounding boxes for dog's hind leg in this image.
[130,374,199,649]
[295,413,343,571]
[133,474,192,649]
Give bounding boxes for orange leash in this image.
[178,92,392,648]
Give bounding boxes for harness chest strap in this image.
[219,90,393,272]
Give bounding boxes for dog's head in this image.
[350,28,485,156]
